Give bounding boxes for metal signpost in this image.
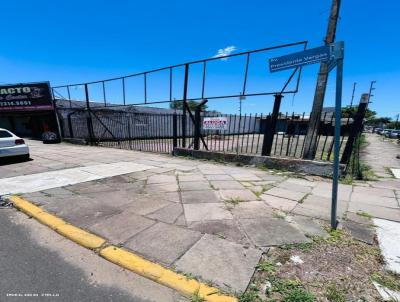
[269,41,344,229]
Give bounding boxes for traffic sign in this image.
[269,42,344,73]
[269,46,330,72]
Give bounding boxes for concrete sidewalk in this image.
[3,140,400,294]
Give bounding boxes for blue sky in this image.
[0,0,399,117]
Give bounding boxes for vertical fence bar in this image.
[144,73,148,104]
[194,107,201,150]
[67,86,72,108]
[201,61,207,99]
[122,78,126,105]
[102,81,107,106]
[84,84,95,145]
[182,64,189,148]
[242,53,250,95]
[169,68,173,102]
[262,94,282,156]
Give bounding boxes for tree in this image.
[169,100,208,111]
[341,106,376,119]
[366,117,392,127]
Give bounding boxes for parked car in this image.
[389,130,400,139]
[0,128,30,160]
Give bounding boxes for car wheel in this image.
[22,154,30,161]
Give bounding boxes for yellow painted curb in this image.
[56,224,106,250]
[100,246,237,302]
[9,195,105,250]
[9,196,237,301]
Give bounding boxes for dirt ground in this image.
[242,225,400,302]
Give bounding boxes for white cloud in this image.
[213,45,237,60]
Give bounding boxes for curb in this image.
[8,195,237,302]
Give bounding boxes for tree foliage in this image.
[169,100,208,111]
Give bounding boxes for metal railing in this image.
[52,41,307,107]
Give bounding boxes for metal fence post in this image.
[261,94,283,156]
[340,93,368,164]
[194,106,201,150]
[182,64,189,148]
[84,84,95,145]
[67,113,74,138]
[173,113,178,150]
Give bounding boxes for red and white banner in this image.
[202,117,228,130]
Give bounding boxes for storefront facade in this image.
[0,82,60,139]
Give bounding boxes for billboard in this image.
[0,82,53,111]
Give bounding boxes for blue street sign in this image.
[269,45,330,72]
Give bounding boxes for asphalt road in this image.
[0,209,182,302]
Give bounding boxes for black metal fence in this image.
[58,107,357,163]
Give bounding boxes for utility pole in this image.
[350,82,356,107]
[367,80,376,105]
[303,0,342,159]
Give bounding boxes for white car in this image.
[0,128,30,160]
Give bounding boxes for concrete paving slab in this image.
[239,218,310,246]
[204,174,234,181]
[151,192,180,203]
[89,212,155,244]
[260,194,298,212]
[350,192,399,208]
[370,179,400,190]
[188,220,250,245]
[285,178,317,187]
[183,203,233,222]
[291,194,348,220]
[342,220,375,245]
[42,187,76,197]
[178,174,206,182]
[0,162,153,195]
[231,173,262,182]
[48,198,122,228]
[290,215,329,238]
[263,187,307,202]
[209,180,245,190]
[277,181,313,194]
[125,195,172,216]
[147,174,177,184]
[219,189,258,201]
[348,202,400,222]
[180,190,220,204]
[352,186,396,198]
[374,218,400,274]
[345,212,374,225]
[230,201,274,219]
[67,182,115,194]
[175,234,262,293]
[179,181,211,191]
[145,183,179,193]
[146,203,183,224]
[125,222,202,266]
[312,182,352,201]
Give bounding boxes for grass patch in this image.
[238,288,262,302]
[281,242,315,251]
[325,284,346,302]
[270,279,315,302]
[371,272,400,291]
[226,197,244,205]
[357,211,373,218]
[189,291,205,302]
[255,260,276,273]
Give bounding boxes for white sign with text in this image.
[202,117,228,130]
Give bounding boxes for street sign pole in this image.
[331,56,343,229]
[269,41,344,230]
